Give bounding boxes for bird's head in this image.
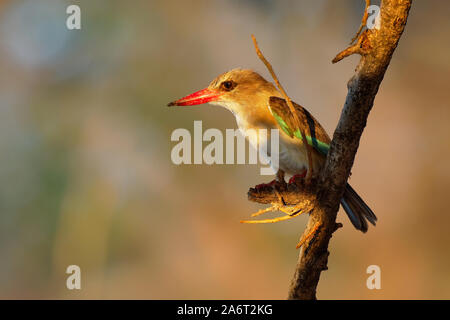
[168,68,280,117]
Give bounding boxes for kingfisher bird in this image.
[168,68,377,232]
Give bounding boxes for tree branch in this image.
[285,0,412,300]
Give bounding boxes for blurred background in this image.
[0,0,449,299]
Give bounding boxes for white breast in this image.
[235,114,309,176]
[277,135,309,175]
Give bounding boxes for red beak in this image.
[168,88,221,106]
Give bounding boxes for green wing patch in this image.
[268,96,331,156]
[293,129,330,155]
[271,110,294,137]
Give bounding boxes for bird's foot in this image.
[255,180,278,190]
[276,169,286,185]
[288,170,307,184]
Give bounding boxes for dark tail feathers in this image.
[341,183,377,232]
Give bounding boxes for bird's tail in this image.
[340,183,377,232]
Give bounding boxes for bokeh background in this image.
[0,0,449,299]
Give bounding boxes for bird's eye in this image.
[220,80,236,91]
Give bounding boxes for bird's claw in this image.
[288,170,307,185]
[254,179,278,189]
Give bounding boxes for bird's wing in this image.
[268,96,331,156]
